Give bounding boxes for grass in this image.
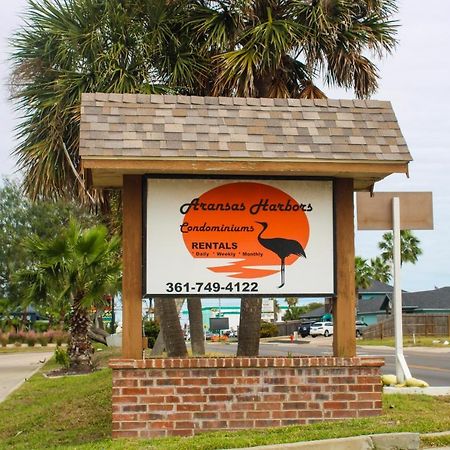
[360,336,450,348]
[0,345,58,354]
[0,349,449,450]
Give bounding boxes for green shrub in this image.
[33,320,49,333]
[143,320,160,348]
[26,331,37,347]
[55,347,70,369]
[260,321,278,338]
[37,334,49,346]
[0,333,8,346]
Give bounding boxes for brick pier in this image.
[110,356,384,438]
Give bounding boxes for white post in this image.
[392,197,412,383]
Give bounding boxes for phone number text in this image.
[165,281,258,294]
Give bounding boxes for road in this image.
[0,351,53,403]
[207,338,450,386]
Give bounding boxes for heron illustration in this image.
[255,221,306,288]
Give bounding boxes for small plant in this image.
[260,321,279,338]
[37,334,49,346]
[55,346,70,369]
[0,333,9,347]
[26,331,37,347]
[53,330,68,346]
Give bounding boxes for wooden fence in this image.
[363,314,450,339]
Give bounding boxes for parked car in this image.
[355,321,369,337]
[310,321,333,337]
[298,322,313,338]
[205,331,214,340]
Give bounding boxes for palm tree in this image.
[370,256,391,283]
[17,220,121,371]
[11,0,399,357]
[378,230,423,266]
[355,256,373,291]
[187,297,205,355]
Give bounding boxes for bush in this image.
[53,330,68,346]
[55,347,70,369]
[33,320,49,333]
[0,333,8,346]
[260,321,278,338]
[26,331,37,347]
[37,334,49,346]
[143,320,160,348]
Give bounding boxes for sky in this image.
[0,0,449,301]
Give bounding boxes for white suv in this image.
[310,321,333,337]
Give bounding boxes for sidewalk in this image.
[0,351,54,403]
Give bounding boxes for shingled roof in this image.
[79,93,411,188]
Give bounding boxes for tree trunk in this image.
[237,297,262,357]
[187,297,205,355]
[68,295,93,371]
[155,298,187,357]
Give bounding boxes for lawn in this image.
[0,349,449,450]
[360,336,450,348]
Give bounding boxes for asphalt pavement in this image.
[207,337,450,386]
[0,351,54,403]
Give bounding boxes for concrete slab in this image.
[384,386,450,396]
[0,351,54,403]
[228,433,420,450]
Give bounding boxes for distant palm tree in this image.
[370,256,391,283]
[355,256,373,291]
[17,220,121,371]
[378,230,423,266]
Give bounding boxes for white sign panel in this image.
[145,178,334,296]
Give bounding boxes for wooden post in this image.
[332,179,356,357]
[122,175,143,359]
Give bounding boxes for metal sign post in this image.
[357,191,433,383]
[392,197,412,383]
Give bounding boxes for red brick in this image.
[115,379,138,387]
[228,420,255,428]
[217,369,243,377]
[166,412,193,420]
[230,386,252,394]
[204,387,228,395]
[146,387,174,395]
[193,412,218,420]
[237,377,260,385]
[350,401,373,409]
[332,393,356,401]
[147,404,173,411]
[349,385,374,392]
[176,404,202,412]
[182,378,209,386]
[201,420,228,429]
[357,376,381,384]
[357,393,381,401]
[307,376,330,384]
[233,403,255,411]
[183,395,207,403]
[272,410,297,419]
[208,395,233,402]
[282,402,307,410]
[203,403,228,412]
[112,395,137,404]
[221,411,246,420]
[148,421,174,430]
[164,395,181,403]
[323,402,348,410]
[256,402,281,411]
[170,429,195,436]
[122,404,147,412]
[254,419,281,428]
[281,419,305,426]
[120,421,146,430]
[138,395,164,404]
[246,411,268,419]
[156,378,182,386]
[113,413,138,421]
[331,376,355,384]
[176,387,202,395]
[138,430,167,438]
[122,388,147,396]
[175,421,196,429]
[211,378,235,385]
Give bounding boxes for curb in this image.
[228,432,420,450]
[384,386,450,396]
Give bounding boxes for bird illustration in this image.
[255,221,306,288]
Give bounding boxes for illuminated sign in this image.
[145,178,334,296]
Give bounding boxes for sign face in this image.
[209,317,229,331]
[357,192,433,230]
[145,178,334,296]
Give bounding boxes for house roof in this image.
[79,93,411,189]
[359,280,394,294]
[402,287,450,310]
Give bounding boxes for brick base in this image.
[110,356,384,438]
